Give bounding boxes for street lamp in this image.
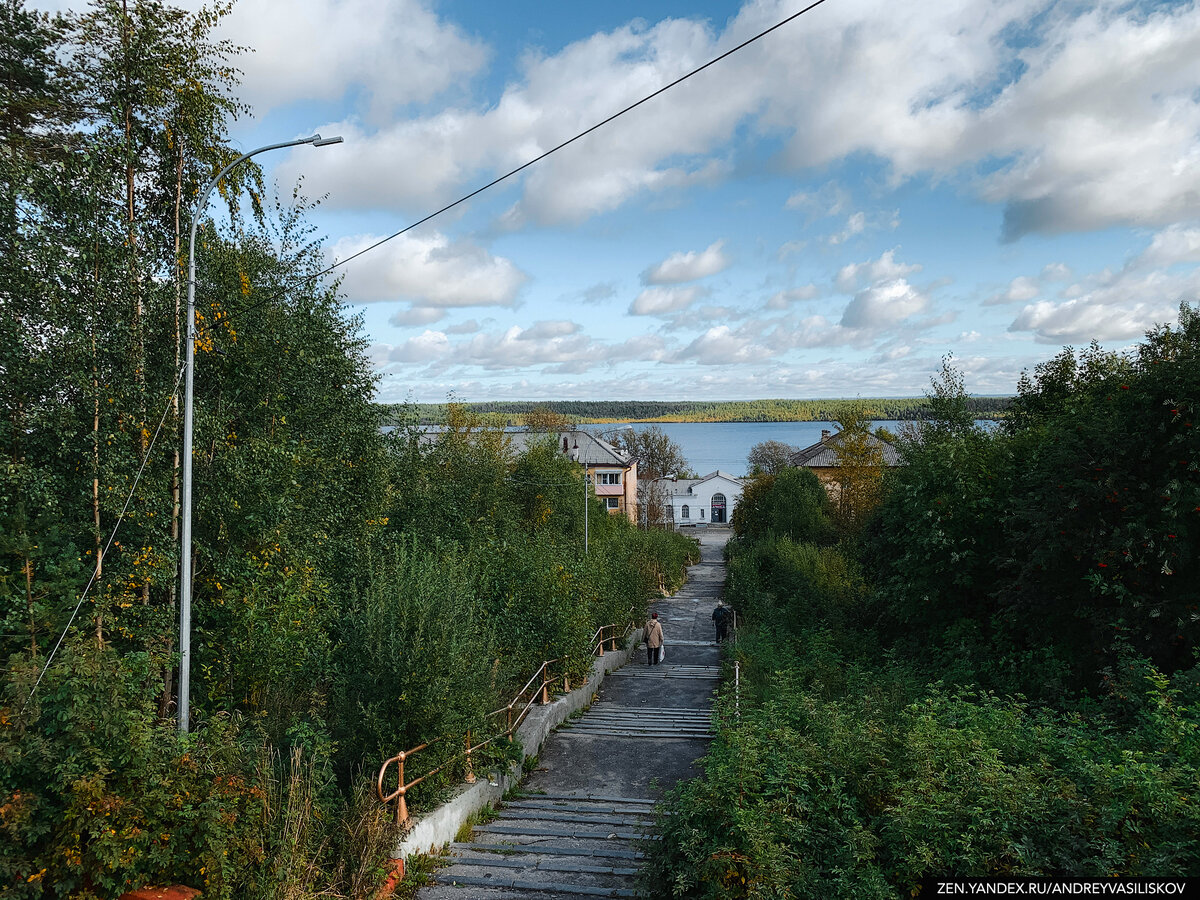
[582,425,633,554]
[178,133,343,733]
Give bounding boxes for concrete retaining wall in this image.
[392,629,644,860]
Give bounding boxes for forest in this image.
[0,3,697,896]
[379,396,1012,426]
[646,309,1200,897]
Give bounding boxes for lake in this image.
[626,421,913,478]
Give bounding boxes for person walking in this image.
[712,600,731,643]
[644,611,664,666]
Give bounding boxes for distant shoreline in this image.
[377,397,1011,426]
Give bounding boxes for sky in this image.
[39,0,1200,402]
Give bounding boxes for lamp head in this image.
[310,134,344,147]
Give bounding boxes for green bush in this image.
[647,656,1200,899]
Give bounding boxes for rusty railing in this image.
[378,617,635,828]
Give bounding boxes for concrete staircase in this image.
[425,793,654,899]
[416,530,730,900]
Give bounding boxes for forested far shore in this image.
[379,396,1012,426]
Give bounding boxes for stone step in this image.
[428,873,637,897]
[566,720,712,730]
[494,810,650,827]
[500,801,653,818]
[563,723,713,734]
[561,724,710,734]
[576,712,711,722]
[554,729,712,740]
[583,706,710,716]
[476,824,657,841]
[510,792,655,806]
[450,843,644,861]
[444,855,638,876]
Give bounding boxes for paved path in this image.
[421,529,729,900]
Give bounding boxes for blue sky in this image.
[42,0,1200,401]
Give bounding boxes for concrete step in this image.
[580,711,710,718]
[581,706,709,716]
[554,724,710,739]
[553,729,712,741]
[510,792,655,806]
[496,810,650,827]
[475,824,655,841]
[567,718,711,729]
[500,801,653,818]
[428,873,637,897]
[450,843,644,861]
[444,854,638,876]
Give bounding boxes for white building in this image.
[654,471,747,527]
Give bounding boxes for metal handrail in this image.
[376,617,644,826]
[377,646,594,827]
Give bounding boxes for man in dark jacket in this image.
[712,600,732,643]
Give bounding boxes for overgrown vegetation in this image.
[0,3,698,895]
[646,308,1200,898]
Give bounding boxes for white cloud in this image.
[518,320,581,340]
[1007,264,1196,343]
[1008,299,1172,344]
[835,249,922,293]
[827,212,865,245]
[785,183,850,217]
[217,0,487,119]
[1135,224,1200,269]
[388,330,451,363]
[332,231,527,307]
[1041,263,1073,282]
[445,319,481,335]
[389,307,445,327]
[674,326,759,365]
[985,275,1041,306]
[841,279,930,330]
[642,240,730,284]
[765,285,819,310]
[629,285,706,316]
[271,1,1200,239]
[394,324,670,374]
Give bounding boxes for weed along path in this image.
[419,529,730,900]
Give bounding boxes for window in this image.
[598,472,621,484]
[605,497,620,510]
[681,504,690,519]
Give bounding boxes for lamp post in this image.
[582,425,633,554]
[178,133,343,734]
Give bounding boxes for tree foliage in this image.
[746,440,797,476]
[0,3,701,894]
[385,396,1013,426]
[647,317,1200,895]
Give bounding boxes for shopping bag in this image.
[659,644,666,663]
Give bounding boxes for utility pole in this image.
[179,133,342,733]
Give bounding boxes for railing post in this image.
[506,703,513,739]
[396,752,408,827]
[540,663,550,705]
[734,661,740,722]
[464,730,475,784]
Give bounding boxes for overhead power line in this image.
[215,0,831,331]
[24,363,187,707]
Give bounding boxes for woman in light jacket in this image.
[644,612,663,666]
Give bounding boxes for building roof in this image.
[653,470,746,496]
[507,429,634,467]
[790,430,903,468]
